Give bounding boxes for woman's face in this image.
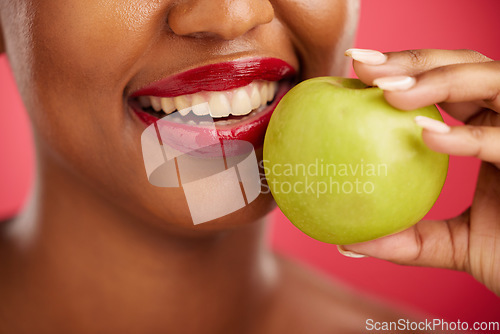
[0,0,358,234]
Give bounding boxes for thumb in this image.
[339,211,471,272]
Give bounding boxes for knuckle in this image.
[405,49,428,68]
[485,90,500,109]
[469,126,485,141]
[412,223,425,263]
[482,62,500,109]
[448,216,471,272]
[466,126,486,160]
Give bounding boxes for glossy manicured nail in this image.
[337,245,367,258]
[345,48,387,65]
[414,116,451,134]
[373,76,416,91]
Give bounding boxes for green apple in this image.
[263,77,448,245]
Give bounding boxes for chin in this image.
[139,192,277,239]
[187,192,277,231]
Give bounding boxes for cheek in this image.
[22,2,148,166]
[21,1,195,223]
[24,0,168,157]
[273,0,359,78]
[31,0,164,94]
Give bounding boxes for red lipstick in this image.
[131,58,296,98]
[130,57,297,150]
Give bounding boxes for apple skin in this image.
[263,77,448,245]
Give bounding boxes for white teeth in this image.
[191,93,205,107]
[209,92,232,118]
[191,94,209,116]
[231,88,252,116]
[151,97,162,112]
[160,97,176,114]
[259,84,268,106]
[249,84,261,110]
[267,82,277,102]
[174,95,190,111]
[140,80,280,118]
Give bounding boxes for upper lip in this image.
[130,57,297,98]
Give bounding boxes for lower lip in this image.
[131,83,291,151]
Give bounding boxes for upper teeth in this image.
[138,80,278,118]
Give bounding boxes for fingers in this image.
[347,48,491,87]
[373,61,500,115]
[414,116,500,165]
[347,48,498,122]
[339,212,471,272]
[349,49,500,164]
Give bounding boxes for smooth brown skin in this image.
[0,1,410,333]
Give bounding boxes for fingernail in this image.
[414,116,451,134]
[373,76,416,91]
[345,48,388,65]
[337,245,367,258]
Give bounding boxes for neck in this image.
[1,149,278,333]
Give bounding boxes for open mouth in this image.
[131,79,290,125]
[129,57,297,149]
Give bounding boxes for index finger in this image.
[346,48,491,86]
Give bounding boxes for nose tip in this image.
[167,0,274,40]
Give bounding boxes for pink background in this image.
[1,0,499,323]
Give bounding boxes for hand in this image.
[341,48,500,296]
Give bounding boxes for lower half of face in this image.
[2,0,359,233]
